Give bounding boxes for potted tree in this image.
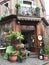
[44,46,49,60]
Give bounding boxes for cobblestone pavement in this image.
[0,55,49,65]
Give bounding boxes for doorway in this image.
[21,30,35,52]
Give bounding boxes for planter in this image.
[39,55,44,60]
[44,54,48,61]
[9,54,17,62]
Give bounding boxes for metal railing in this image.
[17,6,40,17]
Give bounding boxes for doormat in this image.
[43,62,49,65]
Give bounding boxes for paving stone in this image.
[0,55,49,65]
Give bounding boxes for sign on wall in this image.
[21,25,35,30]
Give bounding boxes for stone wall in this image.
[41,23,49,46]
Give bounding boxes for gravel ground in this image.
[0,55,49,65]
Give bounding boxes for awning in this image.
[0,15,48,26]
[17,16,41,21]
[0,15,41,25]
[17,16,41,25]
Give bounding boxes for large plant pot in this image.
[44,54,48,61]
[9,54,17,62]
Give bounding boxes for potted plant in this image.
[5,31,24,50]
[35,7,40,17]
[4,32,19,62]
[4,31,24,62]
[4,45,19,62]
[17,54,23,62]
[5,32,16,46]
[15,3,20,15]
[44,46,49,60]
[4,46,14,60]
[35,7,40,12]
[15,32,24,50]
[8,50,19,62]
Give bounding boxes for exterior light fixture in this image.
[18,21,20,24]
[38,35,42,41]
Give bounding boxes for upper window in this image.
[23,1,32,5]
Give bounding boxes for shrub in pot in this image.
[17,54,23,62]
[4,46,19,62]
[4,46,14,60]
[44,46,49,60]
[8,51,19,62]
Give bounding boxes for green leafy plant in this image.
[9,50,19,55]
[15,3,20,15]
[5,32,24,41]
[15,3,20,9]
[4,46,19,60]
[5,32,16,41]
[35,7,40,17]
[18,54,23,62]
[44,46,49,55]
[35,7,40,12]
[16,32,24,43]
[6,46,14,54]
[4,46,14,60]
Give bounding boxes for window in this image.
[0,23,12,47]
[23,1,32,5]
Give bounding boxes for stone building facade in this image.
[0,0,49,52]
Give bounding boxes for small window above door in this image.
[23,1,32,5]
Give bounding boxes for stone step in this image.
[29,52,38,58]
[29,55,38,58]
[30,52,38,55]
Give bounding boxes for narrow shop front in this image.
[0,15,47,53]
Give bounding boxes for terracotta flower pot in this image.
[9,54,17,62]
[44,54,48,61]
